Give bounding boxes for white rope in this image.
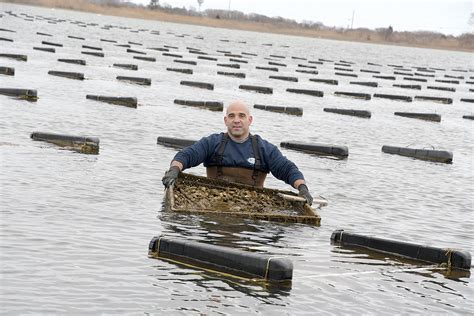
[298,265,444,279]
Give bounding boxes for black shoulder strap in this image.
[250,134,262,170]
[215,133,229,177]
[250,134,262,185]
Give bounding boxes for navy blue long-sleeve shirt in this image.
[173,132,304,186]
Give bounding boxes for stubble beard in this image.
[228,126,245,138]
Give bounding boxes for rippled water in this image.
[1,3,473,314]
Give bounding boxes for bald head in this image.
[224,100,253,141]
[226,100,251,115]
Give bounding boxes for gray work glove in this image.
[298,184,313,205]
[162,166,180,188]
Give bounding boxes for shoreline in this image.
[3,0,473,53]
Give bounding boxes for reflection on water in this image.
[151,255,293,295]
[160,210,292,249]
[1,2,473,314]
[331,245,471,279]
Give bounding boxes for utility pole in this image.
[350,10,355,29]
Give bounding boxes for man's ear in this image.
[248,115,253,124]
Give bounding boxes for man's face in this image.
[224,104,253,139]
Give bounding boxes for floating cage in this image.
[165,173,322,225]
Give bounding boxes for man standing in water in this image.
[162,100,313,205]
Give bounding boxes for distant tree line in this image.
[11,0,470,49]
[142,1,472,43]
[74,0,474,44]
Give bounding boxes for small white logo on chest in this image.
[247,157,255,165]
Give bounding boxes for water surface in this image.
[1,3,473,314]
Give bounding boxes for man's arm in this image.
[162,134,218,188]
[293,179,305,190]
[266,144,305,187]
[172,134,217,170]
[170,160,183,171]
[265,143,314,205]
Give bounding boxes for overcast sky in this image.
[129,0,472,35]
